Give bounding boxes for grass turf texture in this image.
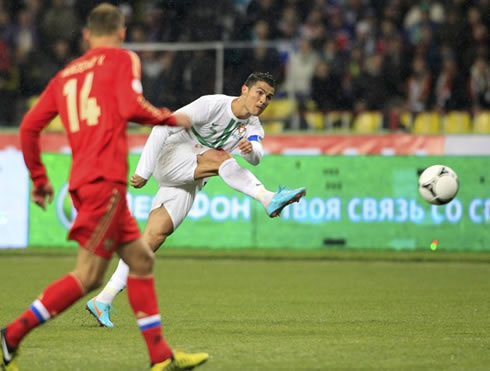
[0,248,489,370]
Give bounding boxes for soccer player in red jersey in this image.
[0,4,207,371]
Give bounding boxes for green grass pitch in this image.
[1,248,489,370]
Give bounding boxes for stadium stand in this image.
[443,112,472,134]
[413,112,441,135]
[0,0,488,133]
[352,112,383,133]
[472,111,490,133]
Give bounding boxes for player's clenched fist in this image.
[238,138,253,154]
[32,182,54,210]
[131,174,147,188]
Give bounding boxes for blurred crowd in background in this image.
[0,0,489,131]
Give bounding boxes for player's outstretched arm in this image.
[132,121,186,183]
[172,113,192,128]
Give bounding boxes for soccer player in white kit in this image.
[86,72,306,327]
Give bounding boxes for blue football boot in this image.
[85,298,114,328]
[266,186,306,217]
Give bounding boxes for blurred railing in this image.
[125,40,294,97]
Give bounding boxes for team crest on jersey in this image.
[236,125,247,136]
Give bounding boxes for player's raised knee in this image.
[202,148,233,165]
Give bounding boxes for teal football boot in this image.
[266,186,306,217]
[85,298,114,328]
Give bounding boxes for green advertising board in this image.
[29,154,490,251]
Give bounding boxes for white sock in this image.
[218,158,275,207]
[95,259,129,305]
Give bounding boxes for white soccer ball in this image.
[418,165,459,205]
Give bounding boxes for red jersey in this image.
[20,47,177,190]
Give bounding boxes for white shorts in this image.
[150,183,198,229]
[153,130,208,188]
[151,130,209,229]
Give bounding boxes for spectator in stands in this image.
[352,53,389,111]
[300,7,327,50]
[127,23,147,44]
[277,5,300,40]
[245,0,280,39]
[24,0,43,29]
[434,57,469,112]
[247,46,282,85]
[377,18,400,51]
[326,8,352,53]
[141,6,167,42]
[469,56,490,111]
[404,1,445,32]
[407,56,432,113]
[185,0,236,41]
[0,37,19,126]
[12,9,38,63]
[153,52,181,110]
[383,36,408,99]
[439,7,466,56]
[284,38,319,98]
[321,38,346,78]
[462,20,488,73]
[182,50,216,103]
[0,8,15,48]
[380,0,404,26]
[40,38,74,77]
[355,11,377,57]
[310,60,343,112]
[342,44,364,110]
[40,0,80,47]
[141,50,165,105]
[19,37,73,102]
[244,20,282,82]
[343,0,370,29]
[414,24,441,74]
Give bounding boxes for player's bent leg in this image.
[216,157,276,208]
[143,205,175,252]
[196,151,305,217]
[194,149,233,179]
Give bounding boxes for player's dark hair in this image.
[244,72,276,89]
[88,3,124,36]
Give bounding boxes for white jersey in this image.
[178,94,264,152]
[136,94,265,179]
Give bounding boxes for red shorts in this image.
[68,180,141,259]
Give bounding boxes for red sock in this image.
[6,274,84,348]
[127,275,172,364]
